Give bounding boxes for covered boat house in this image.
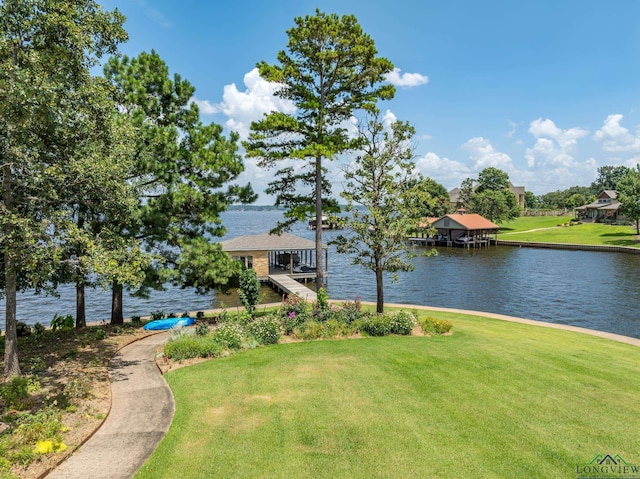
[219,232,328,281]
[410,213,500,248]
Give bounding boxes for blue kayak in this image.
[143,317,196,330]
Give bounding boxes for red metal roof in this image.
[432,214,499,230]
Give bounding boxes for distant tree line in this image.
[531,166,632,210]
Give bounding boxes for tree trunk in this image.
[315,155,324,288]
[3,165,21,378]
[375,256,384,314]
[75,211,86,328]
[636,218,639,235]
[76,282,86,329]
[111,282,123,324]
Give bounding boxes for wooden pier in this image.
[268,274,317,302]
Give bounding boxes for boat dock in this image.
[268,274,317,302]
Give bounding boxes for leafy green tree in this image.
[457,178,475,210]
[238,268,261,317]
[524,191,539,209]
[104,51,256,324]
[468,189,519,223]
[58,114,151,329]
[476,167,510,193]
[245,10,395,288]
[565,193,586,209]
[539,186,592,210]
[617,165,640,234]
[405,177,450,217]
[0,0,127,377]
[591,165,630,194]
[334,117,433,314]
[461,168,520,221]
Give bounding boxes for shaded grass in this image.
[136,311,640,479]
[498,217,639,247]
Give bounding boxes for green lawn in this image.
[135,311,640,479]
[497,215,574,233]
[497,216,639,247]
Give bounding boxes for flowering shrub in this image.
[248,315,281,345]
[357,314,392,337]
[281,296,310,334]
[212,322,245,350]
[419,316,453,335]
[333,300,363,324]
[280,295,309,319]
[389,311,417,335]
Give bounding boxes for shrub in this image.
[419,316,453,335]
[16,322,31,337]
[32,323,46,339]
[212,323,245,350]
[27,357,46,374]
[359,314,392,337]
[63,375,91,405]
[196,311,205,319]
[334,301,365,325]
[130,315,141,323]
[164,335,224,360]
[293,321,324,340]
[0,377,32,411]
[248,315,281,345]
[12,407,66,446]
[180,311,191,318]
[322,319,352,339]
[94,328,107,340]
[195,322,209,336]
[389,310,417,335]
[280,295,309,320]
[282,310,306,335]
[50,314,73,332]
[150,311,165,321]
[238,268,261,315]
[316,288,329,312]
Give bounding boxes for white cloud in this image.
[592,114,640,152]
[415,152,471,190]
[191,98,216,115]
[462,137,513,170]
[213,68,296,139]
[529,118,588,149]
[385,68,429,88]
[525,118,588,168]
[382,109,397,127]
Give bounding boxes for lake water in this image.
[2,210,639,339]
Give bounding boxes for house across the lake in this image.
[575,190,621,223]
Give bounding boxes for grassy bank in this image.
[135,310,640,479]
[498,216,639,247]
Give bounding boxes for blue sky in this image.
[100,0,640,201]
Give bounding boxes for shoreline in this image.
[134,301,640,347]
[495,239,640,254]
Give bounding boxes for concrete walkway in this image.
[47,333,174,479]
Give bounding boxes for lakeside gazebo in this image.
[219,232,328,280]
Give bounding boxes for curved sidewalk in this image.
[47,332,174,479]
